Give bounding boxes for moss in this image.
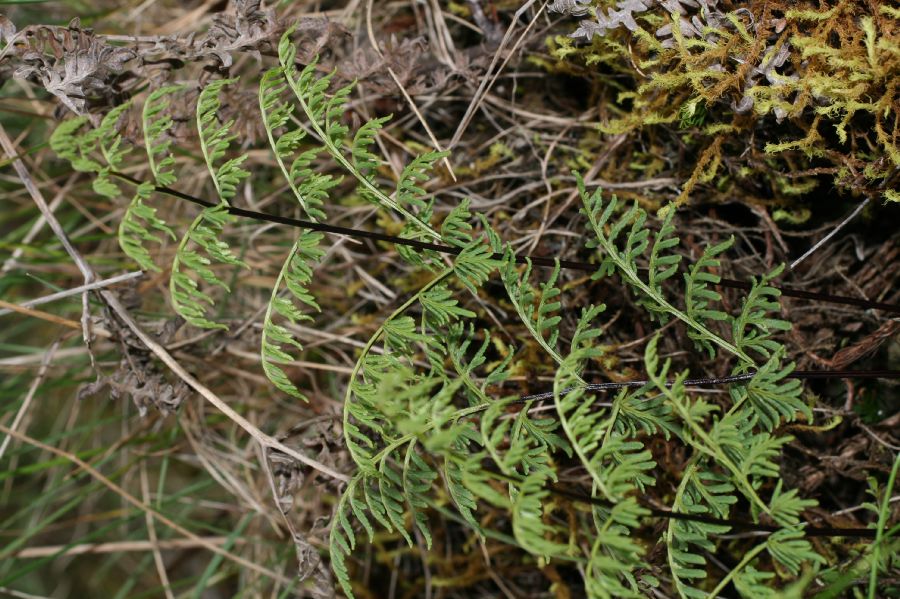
[545,0,899,205]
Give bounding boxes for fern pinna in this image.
[50,26,833,599]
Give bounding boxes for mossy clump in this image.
[543,1,899,206]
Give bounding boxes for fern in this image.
[553,350,618,500]
[51,95,177,272]
[169,77,248,329]
[511,469,572,559]
[117,86,181,271]
[277,28,439,241]
[117,181,175,272]
[49,116,101,173]
[578,173,753,365]
[259,66,331,222]
[683,236,732,358]
[501,252,567,367]
[732,265,792,360]
[92,100,132,198]
[42,27,853,598]
[260,230,324,400]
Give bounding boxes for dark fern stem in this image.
[111,171,900,315]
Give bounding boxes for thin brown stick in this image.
[0,124,96,351]
[0,342,59,462]
[140,463,175,599]
[0,424,292,583]
[11,537,244,559]
[113,171,900,315]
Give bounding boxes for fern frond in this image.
[169,203,245,329]
[578,173,752,365]
[261,230,324,400]
[118,181,175,272]
[512,469,572,559]
[259,66,329,222]
[553,350,617,500]
[143,85,182,186]
[683,236,732,357]
[197,77,250,201]
[732,265,791,359]
[115,86,181,272]
[168,78,250,329]
[278,30,440,241]
[502,251,567,367]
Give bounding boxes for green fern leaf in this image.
[115,86,181,271]
[278,31,440,241]
[197,77,250,201]
[259,66,330,222]
[170,203,245,329]
[441,198,475,248]
[512,470,571,559]
[261,230,324,400]
[143,85,182,187]
[169,78,249,329]
[118,181,175,272]
[732,265,792,359]
[684,236,733,357]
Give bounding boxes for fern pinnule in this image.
[50,116,100,173]
[115,86,181,272]
[452,235,498,293]
[441,198,475,248]
[278,30,441,242]
[260,230,324,400]
[732,351,809,431]
[732,265,792,360]
[684,236,733,357]
[395,150,449,212]
[502,251,568,367]
[143,85,182,187]
[553,350,617,501]
[512,469,571,559]
[351,115,391,180]
[197,77,249,200]
[403,442,437,547]
[329,475,365,598]
[666,462,735,598]
[93,100,133,198]
[259,66,330,222]
[118,181,175,272]
[765,529,825,575]
[169,203,245,329]
[168,77,250,329]
[585,498,648,599]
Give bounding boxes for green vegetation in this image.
[0,1,897,597]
